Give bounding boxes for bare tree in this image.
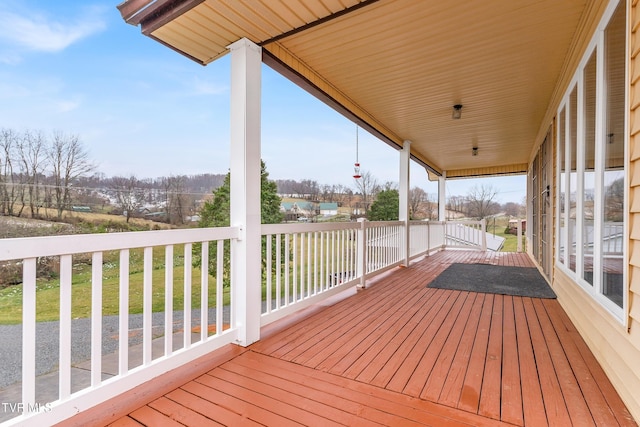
[109,176,147,223]
[424,193,439,220]
[353,170,380,214]
[161,175,189,224]
[605,177,624,221]
[446,195,466,219]
[409,187,427,219]
[17,130,46,218]
[466,184,499,221]
[48,132,95,218]
[503,201,524,217]
[0,128,20,216]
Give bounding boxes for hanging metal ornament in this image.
[353,124,362,179]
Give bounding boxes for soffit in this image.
[124,0,592,178]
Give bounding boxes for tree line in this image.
[1,128,94,219]
[1,127,524,226]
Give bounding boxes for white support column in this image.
[228,38,262,346]
[517,219,523,253]
[399,140,411,266]
[438,171,447,221]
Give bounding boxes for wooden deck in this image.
[90,251,635,426]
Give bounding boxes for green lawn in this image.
[486,218,525,252]
[0,246,231,325]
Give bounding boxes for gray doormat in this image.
[427,263,556,299]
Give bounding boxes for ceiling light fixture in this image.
[452,104,463,119]
[472,147,478,156]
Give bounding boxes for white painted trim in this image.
[91,252,103,387]
[438,171,446,221]
[22,258,36,413]
[0,227,239,261]
[554,0,626,323]
[399,140,411,266]
[228,37,262,346]
[576,65,585,280]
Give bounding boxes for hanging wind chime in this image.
[353,124,362,179]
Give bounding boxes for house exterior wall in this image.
[534,0,640,420]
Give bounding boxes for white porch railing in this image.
[260,220,447,325]
[0,219,463,426]
[410,220,446,258]
[0,228,239,427]
[444,219,488,251]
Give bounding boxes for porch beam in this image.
[399,140,411,266]
[228,37,262,346]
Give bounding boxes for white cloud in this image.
[56,98,81,113]
[0,6,106,54]
[191,76,227,96]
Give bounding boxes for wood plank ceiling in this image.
[120,0,590,179]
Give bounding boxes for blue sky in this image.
[0,0,525,204]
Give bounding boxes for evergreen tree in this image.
[199,160,282,227]
[197,160,282,287]
[368,189,399,221]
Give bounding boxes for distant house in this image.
[280,201,326,221]
[319,202,338,216]
[506,219,527,234]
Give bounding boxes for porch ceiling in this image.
[119,0,590,178]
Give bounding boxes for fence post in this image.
[481,219,487,251]
[357,218,367,289]
[442,221,447,249]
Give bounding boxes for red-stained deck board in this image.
[235,351,509,427]
[223,353,426,427]
[513,296,548,426]
[384,292,467,396]
[147,396,222,427]
[318,272,432,374]
[457,295,494,413]
[182,378,305,427]
[99,251,637,427]
[477,293,502,420]
[106,417,144,427]
[351,288,452,384]
[430,292,486,407]
[500,295,524,425]
[127,405,185,427]
[419,292,480,401]
[164,388,263,427]
[532,298,596,427]
[332,284,435,377]
[522,297,573,426]
[305,275,425,371]
[541,298,637,426]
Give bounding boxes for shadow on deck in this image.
[60,251,637,426]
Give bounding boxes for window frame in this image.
[555,0,628,322]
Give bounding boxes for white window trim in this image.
[555,0,627,323]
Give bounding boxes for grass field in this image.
[0,245,231,324]
[486,216,525,252]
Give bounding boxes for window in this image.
[583,51,596,286]
[558,108,566,265]
[556,0,626,317]
[602,1,625,307]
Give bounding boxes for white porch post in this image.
[399,140,411,266]
[438,171,447,221]
[228,38,261,346]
